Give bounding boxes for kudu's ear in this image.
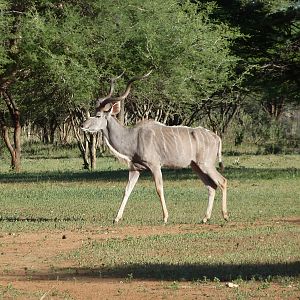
[110,102,121,115]
[102,103,112,112]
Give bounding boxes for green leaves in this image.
[0,0,242,128]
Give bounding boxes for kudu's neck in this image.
[103,116,136,157]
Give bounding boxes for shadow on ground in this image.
[0,167,298,184]
[0,216,85,222]
[15,262,300,282]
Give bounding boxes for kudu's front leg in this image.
[114,170,140,223]
[151,166,169,224]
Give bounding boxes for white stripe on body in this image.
[186,127,193,157]
[172,127,180,157]
[176,127,183,155]
[193,129,200,158]
[160,127,167,153]
[202,129,212,165]
[198,128,206,164]
[203,129,215,165]
[104,137,131,165]
[213,134,218,160]
[217,136,222,163]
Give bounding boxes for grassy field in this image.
[0,153,299,228]
[0,150,299,299]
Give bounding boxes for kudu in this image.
[82,72,228,224]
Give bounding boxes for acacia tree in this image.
[0,89,21,171]
[207,0,300,144]
[0,0,23,171]
[243,1,300,118]
[87,0,242,130]
[0,1,100,170]
[0,0,244,170]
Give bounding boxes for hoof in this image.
[223,213,229,221]
[163,214,169,224]
[113,218,119,224]
[202,217,209,224]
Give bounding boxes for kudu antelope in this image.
[82,72,228,224]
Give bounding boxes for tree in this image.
[207,0,300,110]
[0,0,24,171]
[0,0,242,170]
[0,89,21,171]
[0,1,100,170]
[90,0,241,129]
[200,0,300,147]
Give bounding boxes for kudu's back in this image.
[135,121,221,169]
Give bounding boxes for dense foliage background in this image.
[0,0,299,171]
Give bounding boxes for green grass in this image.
[0,151,299,298]
[0,154,299,230]
[0,284,73,300]
[63,224,299,281]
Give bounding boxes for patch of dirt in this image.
[0,219,299,299]
[280,217,300,225]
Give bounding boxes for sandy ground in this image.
[0,221,299,299]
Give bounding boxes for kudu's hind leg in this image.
[151,166,169,224]
[114,170,140,223]
[206,168,228,221]
[191,162,217,223]
[197,165,229,222]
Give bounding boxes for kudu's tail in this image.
[218,136,225,173]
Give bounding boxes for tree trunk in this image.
[49,117,58,144]
[70,108,94,170]
[0,114,16,167]
[13,108,21,172]
[0,91,22,172]
[42,126,50,144]
[262,97,285,121]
